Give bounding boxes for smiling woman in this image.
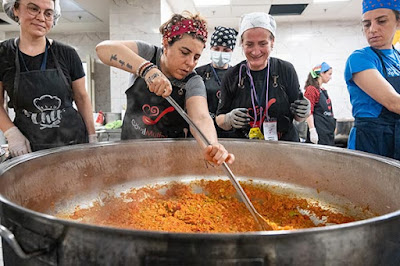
[95,11,235,166]
[0,0,97,157]
[215,12,311,141]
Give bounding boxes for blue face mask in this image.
[210,51,232,68]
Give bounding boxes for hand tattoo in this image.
[146,72,161,84]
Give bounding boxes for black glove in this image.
[290,93,311,118]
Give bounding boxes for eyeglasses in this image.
[20,2,55,21]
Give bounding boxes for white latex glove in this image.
[309,127,319,144]
[224,108,249,129]
[4,126,32,157]
[88,134,98,143]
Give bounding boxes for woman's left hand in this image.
[88,134,98,143]
[203,143,235,166]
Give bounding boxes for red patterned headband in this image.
[163,19,208,43]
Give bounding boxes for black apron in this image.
[353,48,400,160]
[13,38,87,152]
[234,59,298,141]
[121,47,191,139]
[200,64,222,115]
[198,64,233,138]
[307,88,336,145]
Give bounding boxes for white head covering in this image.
[2,0,62,26]
[239,12,276,39]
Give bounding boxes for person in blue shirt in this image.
[345,0,400,160]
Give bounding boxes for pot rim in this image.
[1,139,400,237]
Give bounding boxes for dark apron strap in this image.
[395,120,400,160]
[370,46,400,77]
[13,38,22,108]
[13,38,71,109]
[14,38,49,107]
[48,40,70,91]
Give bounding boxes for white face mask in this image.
[210,51,232,68]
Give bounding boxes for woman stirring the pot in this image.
[345,0,400,159]
[96,11,234,165]
[0,0,96,157]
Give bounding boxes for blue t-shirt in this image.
[344,47,400,118]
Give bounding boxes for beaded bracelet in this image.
[139,62,154,77]
[141,64,158,79]
[135,61,151,76]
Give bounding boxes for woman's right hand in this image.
[309,127,319,144]
[144,68,172,98]
[203,143,235,166]
[4,126,32,157]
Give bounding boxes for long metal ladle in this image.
[166,96,273,231]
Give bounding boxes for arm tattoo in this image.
[146,73,161,84]
[119,60,125,67]
[110,54,117,62]
[127,63,133,70]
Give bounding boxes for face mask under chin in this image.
[210,51,232,68]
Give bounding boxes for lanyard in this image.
[210,65,222,86]
[239,59,270,127]
[18,40,49,72]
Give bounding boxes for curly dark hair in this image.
[159,11,208,47]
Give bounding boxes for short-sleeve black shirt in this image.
[0,38,85,108]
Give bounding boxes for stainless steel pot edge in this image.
[1,139,400,237]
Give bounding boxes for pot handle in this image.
[0,224,47,259]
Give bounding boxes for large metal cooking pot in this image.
[1,139,400,265]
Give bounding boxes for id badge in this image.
[263,119,278,141]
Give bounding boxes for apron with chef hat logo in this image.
[13,38,87,152]
[353,48,400,160]
[122,46,191,140]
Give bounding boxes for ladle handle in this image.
[165,96,265,230]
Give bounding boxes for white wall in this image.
[109,0,162,113]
